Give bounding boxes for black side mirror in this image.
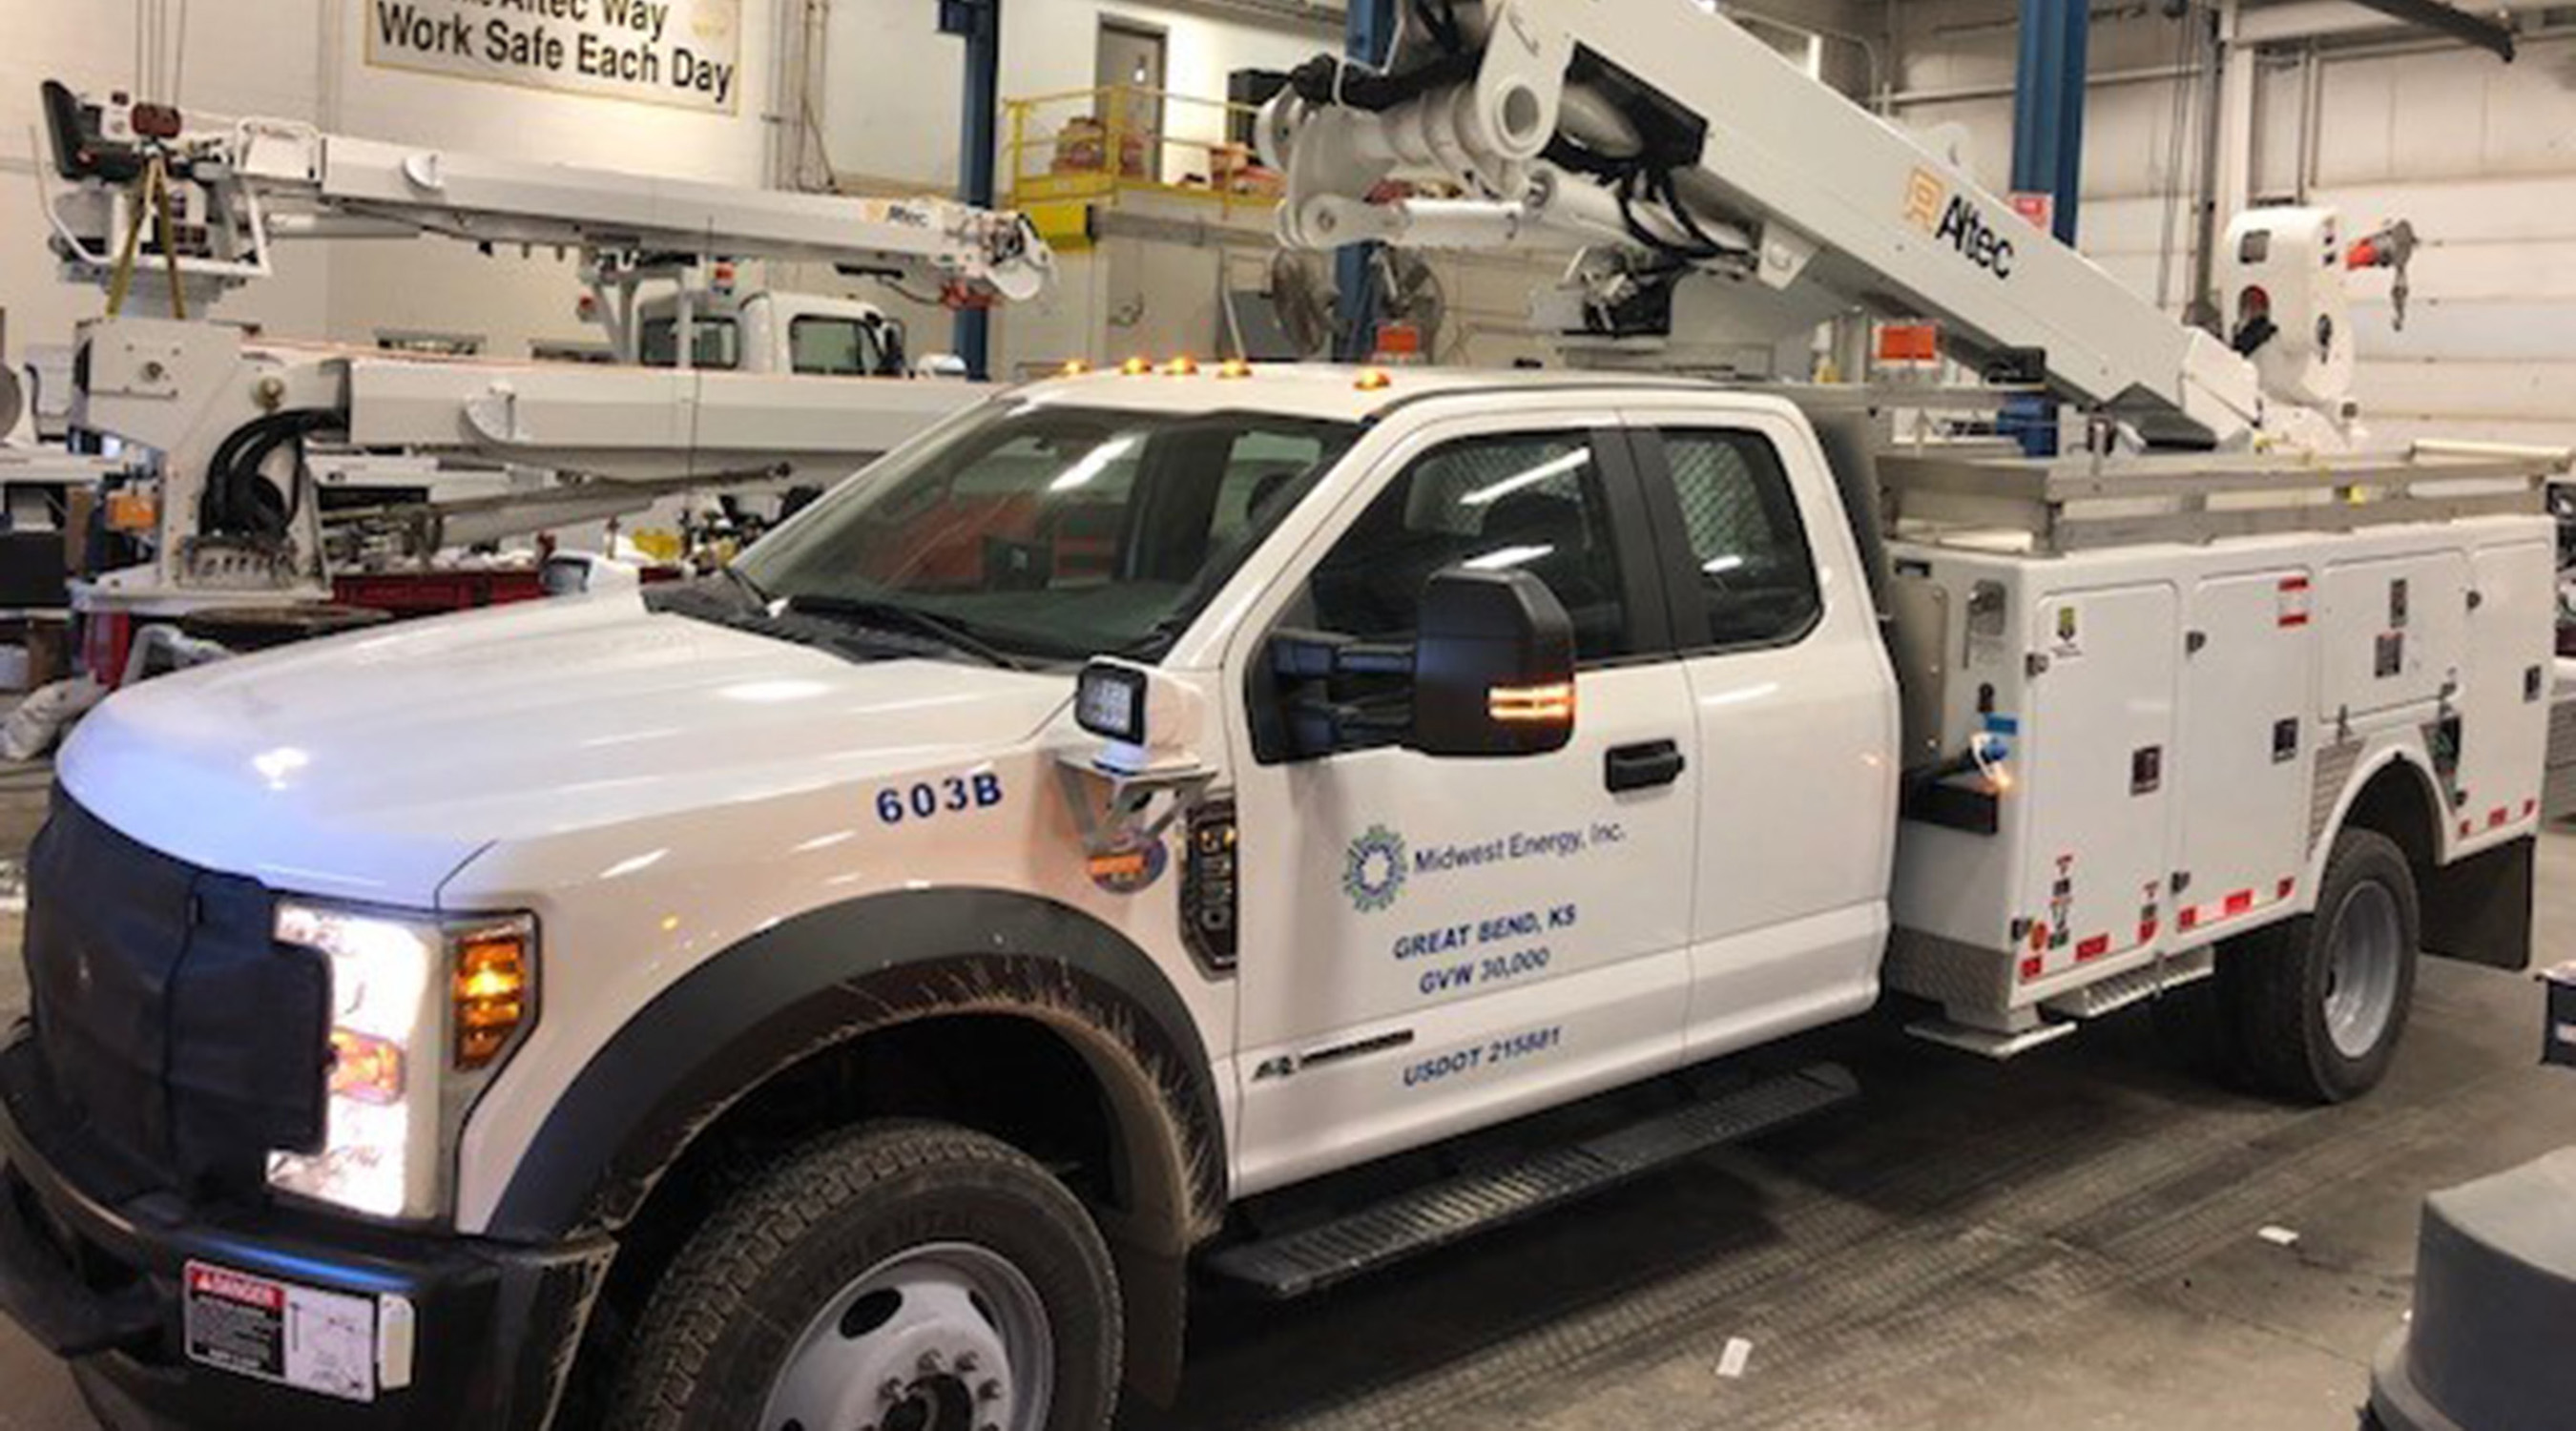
[1261,567,1576,761]
[1409,567,1577,757]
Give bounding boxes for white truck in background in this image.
[34,79,1050,633]
[0,3,2562,1430]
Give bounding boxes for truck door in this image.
[1228,414,1700,1195]
[1621,412,1900,1059]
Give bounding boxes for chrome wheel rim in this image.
[761,1242,1053,1431]
[2323,881,2404,1060]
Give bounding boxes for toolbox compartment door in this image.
[2320,551,2470,721]
[2453,539,2555,837]
[2020,583,2177,974]
[2175,570,2316,934]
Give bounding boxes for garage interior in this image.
[6,1,2576,1429]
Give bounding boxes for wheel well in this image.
[560,1014,1121,1426]
[2340,758,2441,880]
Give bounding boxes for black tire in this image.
[2220,828,2420,1104]
[606,1121,1123,1431]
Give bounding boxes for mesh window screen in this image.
[1659,430,1820,649]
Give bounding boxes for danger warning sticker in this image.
[184,1261,378,1403]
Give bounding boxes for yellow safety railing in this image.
[1003,84,1281,243]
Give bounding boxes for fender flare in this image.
[2309,741,2447,889]
[482,887,1226,1247]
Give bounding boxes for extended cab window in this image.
[1658,429,1820,649]
[789,316,883,377]
[638,317,740,370]
[1307,432,1633,660]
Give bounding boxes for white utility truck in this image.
[35,81,1050,629]
[0,6,2562,1431]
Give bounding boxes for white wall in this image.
[821,0,1332,193]
[1888,0,2576,448]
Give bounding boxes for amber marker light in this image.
[453,923,534,1069]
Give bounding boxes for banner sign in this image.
[366,0,743,114]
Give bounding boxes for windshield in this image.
[733,401,1361,664]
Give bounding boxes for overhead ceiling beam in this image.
[2336,0,2517,59]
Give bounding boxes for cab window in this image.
[1306,432,1634,661]
[638,317,740,370]
[789,316,883,377]
[1656,429,1820,649]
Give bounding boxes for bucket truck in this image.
[36,81,1054,664]
[0,6,2562,1428]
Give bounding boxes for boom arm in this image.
[41,81,1053,317]
[1257,0,2311,449]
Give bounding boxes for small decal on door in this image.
[1342,824,1409,912]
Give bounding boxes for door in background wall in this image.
[1094,20,1167,181]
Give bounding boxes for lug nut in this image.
[955,1353,980,1375]
[978,1379,1004,1402]
[917,1351,945,1376]
[879,1378,905,1402]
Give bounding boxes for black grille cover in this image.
[22,792,327,1200]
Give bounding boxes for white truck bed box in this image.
[1876,489,2555,1042]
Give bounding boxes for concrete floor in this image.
[1,779,2570,1430]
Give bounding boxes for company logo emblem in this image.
[1342,823,1408,913]
[1904,168,1946,232]
[1905,167,2015,280]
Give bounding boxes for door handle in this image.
[1605,739,1686,792]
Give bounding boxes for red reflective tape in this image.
[2278,576,2311,591]
[2019,954,2046,983]
[2077,933,2110,961]
[2225,889,2255,916]
[2139,919,2159,942]
[2178,907,2199,932]
[2276,877,2296,900]
[2460,819,2474,839]
[2490,806,2510,829]
[2526,798,2541,819]
[2277,612,2310,628]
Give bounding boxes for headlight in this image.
[266,901,538,1222]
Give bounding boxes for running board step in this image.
[1204,1064,1858,1298]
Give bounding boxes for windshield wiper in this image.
[720,563,771,608]
[779,594,1030,672]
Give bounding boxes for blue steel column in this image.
[947,0,1002,379]
[1332,0,1398,362]
[2005,0,2088,454]
[2010,0,2088,246]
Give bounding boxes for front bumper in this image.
[0,1032,610,1430]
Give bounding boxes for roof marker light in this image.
[1119,356,1153,376]
[1164,355,1200,376]
[1355,366,1394,391]
[1060,359,1091,376]
[1216,358,1253,379]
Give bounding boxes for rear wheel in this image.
[607,1121,1123,1431]
[2220,827,2420,1104]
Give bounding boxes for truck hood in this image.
[57,592,1071,904]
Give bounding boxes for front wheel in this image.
[607,1121,1124,1431]
[2220,827,2421,1104]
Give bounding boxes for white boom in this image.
[1255,0,2361,450]
[35,84,1052,618]
[40,81,1051,319]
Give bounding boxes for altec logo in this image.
[1905,168,2016,280]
